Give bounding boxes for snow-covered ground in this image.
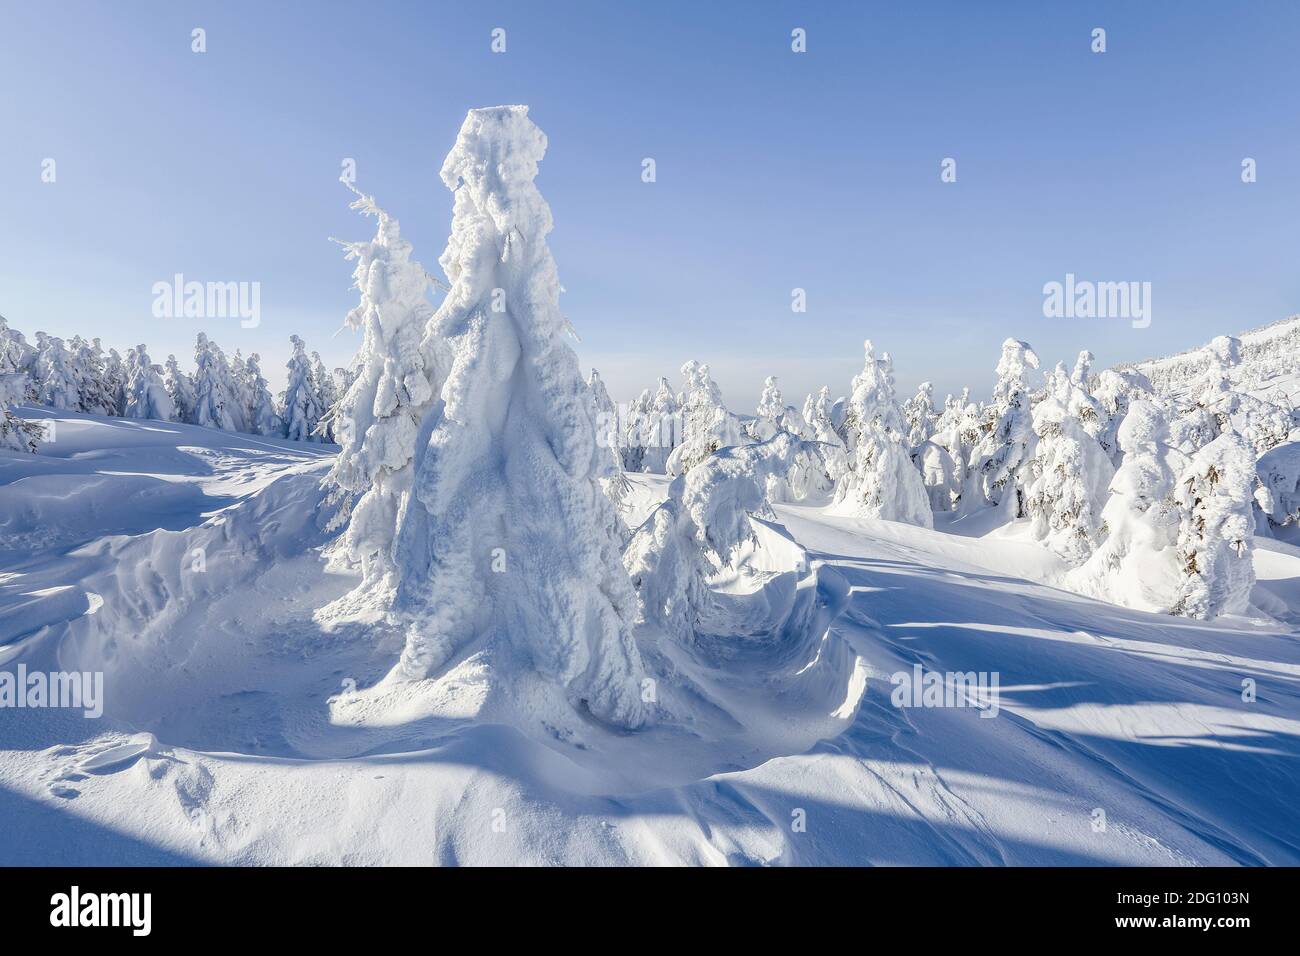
[3,407,1296,865]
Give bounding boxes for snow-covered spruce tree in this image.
[1070,349,1093,389]
[385,106,647,728]
[124,345,177,421]
[227,350,255,431]
[1025,363,1115,565]
[1093,368,1155,465]
[903,381,936,448]
[831,341,932,527]
[321,182,437,579]
[33,333,80,410]
[191,333,240,431]
[243,353,281,436]
[0,316,36,387]
[67,336,111,415]
[926,389,977,511]
[1068,400,1183,610]
[802,385,848,481]
[0,371,41,452]
[625,432,824,643]
[1170,431,1257,620]
[587,368,633,522]
[967,338,1040,516]
[837,340,906,453]
[667,360,741,475]
[280,334,324,442]
[102,344,128,416]
[309,351,339,440]
[914,439,958,513]
[621,387,651,472]
[639,376,681,473]
[164,354,197,424]
[749,375,784,441]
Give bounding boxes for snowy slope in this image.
[1123,314,1300,408]
[3,411,1297,865]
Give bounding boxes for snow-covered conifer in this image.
[1025,364,1115,564]
[244,353,281,436]
[1069,400,1183,609]
[626,433,824,643]
[903,381,936,448]
[1171,431,1257,619]
[750,375,785,441]
[667,360,742,475]
[33,333,80,410]
[0,372,41,452]
[803,385,848,482]
[124,345,177,421]
[280,334,324,442]
[191,333,240,431]
[831,342,931,526]
[322,183,437,582]
[385,106,647,728]
[640,376,681,473]
[102,344,128,416]
[968,338,1040,516]
[164,354,197,424]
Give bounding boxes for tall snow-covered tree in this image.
[903,381,936,448]
[749,375,784,441]
[191,333,240,431]
[1094,368,1155,465]
[280,334,324,442]
[1,371,41,452]
[124,345,177,421]
[1171,431,1257,620]
[68,336,113,415]
[243,353,281,436]
[667,360,741,475]
[323,183,438,583]
[1025,363,1115,565]
[588,368,632,517]
[33,333,80,410]
[227,350,255,432]
[621,387,652,473]
[1070,349,1094,388]
[803,385,848,482]
[102,344,128,416]
[639,376,681,473]
[310,351,339,440]
[1069,400,1183,610]
[164,354,197,424]
[838,340,907,453]
[831,341,931,527]
[0,316,37,406]
[385,106,647,728]
[968,338,1040,516]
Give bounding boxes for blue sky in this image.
[2,0,1298,405]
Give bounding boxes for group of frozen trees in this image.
[602,324,1295,623]
[0,313,352,445]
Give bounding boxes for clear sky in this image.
[2,0,1298,406]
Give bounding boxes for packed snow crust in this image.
[2,407,1299,865]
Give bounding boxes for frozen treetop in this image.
[440,105,550,242]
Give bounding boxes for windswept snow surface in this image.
[2,410,1298,865]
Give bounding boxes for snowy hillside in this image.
[1123,314,1300,409]
[1,407,1298,865]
